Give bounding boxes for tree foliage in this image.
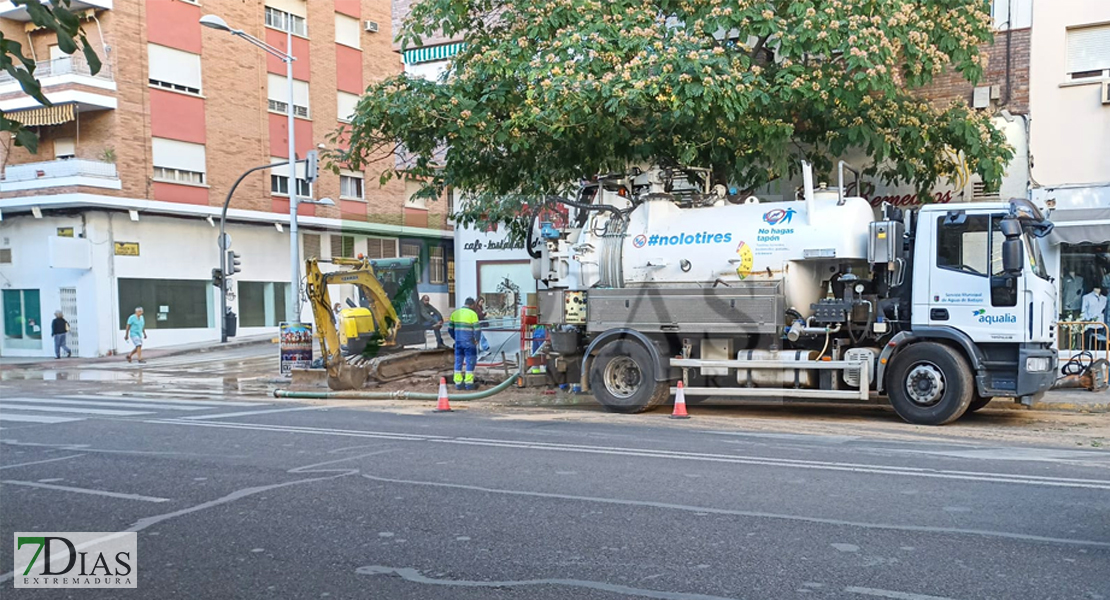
[338,0,1011,228]
[1,0,101,153]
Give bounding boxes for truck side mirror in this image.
[1002,238,1024,275]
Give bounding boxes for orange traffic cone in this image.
[670,381,690,419]
[434,377,453,413]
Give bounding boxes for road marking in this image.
[0,414,84,424]
[0,454,85,470]
[141,418,1110,491]
[1,479,170,503]
[5,397,206,411]
[361,473,1110,548]
[0,404,150,417]
[181,406,332,420]
[356,565,740,600]
[845,587,957,600]
[62,394,259,407]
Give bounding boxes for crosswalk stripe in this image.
[4,398,207,411]
[0,414,84,424]
[59,395,259,407]
[0,404,150,417]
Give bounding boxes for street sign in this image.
[114,242,139,256]
[218,232,232,250]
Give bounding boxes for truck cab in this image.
[908,201,1057,405]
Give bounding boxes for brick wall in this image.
[914,28,1031,115]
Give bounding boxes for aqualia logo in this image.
[973,309,1017,325]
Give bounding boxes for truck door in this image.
[928,212,1025,343]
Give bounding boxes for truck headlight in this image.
[1025,357,1052,373]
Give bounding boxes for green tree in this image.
[1,0,101,153]
[338,0,1011,228]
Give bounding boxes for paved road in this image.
[2,383,1109,599]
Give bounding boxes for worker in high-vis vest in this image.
[448,298,482,390]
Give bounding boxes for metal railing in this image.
[1057,320,1110,362]
[0,55,112,85]
[2,158,118,182]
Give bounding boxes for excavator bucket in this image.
[328,363,371,391]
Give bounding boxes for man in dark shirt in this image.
[419,295,446,348]
[51,310,72,359]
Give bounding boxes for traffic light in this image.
[211,268,224,289]
[305,150,319,183]
[227,251,242,275]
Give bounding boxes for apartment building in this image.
[1027,1,1110,325]
[0,0,453,358]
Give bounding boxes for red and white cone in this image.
[670,381,690,419]
[434,377,453,413]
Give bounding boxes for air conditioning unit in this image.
[364,20,379,33]
[1102,80,1110,105]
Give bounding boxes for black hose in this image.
[549,194,627,218]
[525,213,541,259]
[1061,351,1094,377]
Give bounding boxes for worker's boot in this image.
[453,372,464,391]
[464,374,476,391]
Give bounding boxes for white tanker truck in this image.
[532,162,1058,425]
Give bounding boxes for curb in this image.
[0,336,273,369]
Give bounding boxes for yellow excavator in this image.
[305,256,452,390]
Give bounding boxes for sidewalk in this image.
[0,334,275,369]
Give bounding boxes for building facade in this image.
[1026,1,1110,328]
[1,0,454,358]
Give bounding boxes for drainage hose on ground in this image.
[273,367,525,401]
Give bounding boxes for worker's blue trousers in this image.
[454,344,477,385]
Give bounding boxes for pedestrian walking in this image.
[51,311,72,359]
[420,295,447,348]
[125,307,148,363]
[448,298,481,390]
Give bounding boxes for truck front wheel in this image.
[887,343,974,425]
[589,341,670,413]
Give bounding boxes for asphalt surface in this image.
[2,346,1110,599]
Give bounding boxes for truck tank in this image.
[563,193,876,316]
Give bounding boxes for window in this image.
[54,137,75,159]
[1060,243,1110,321]
[429,246,446,284]
[270,157,311,197]
[331,234,355,258]
[337,91,359,123]
[1066,25,1110,81]
[152,138,206,185]
[340,171,364,199]
[148,44,202,94]
[268,74,310,118]
[335,13,360,49]
[303,233,321,260]
[401,242,423,282]
[936,214,990,277]
[239,282,289,327]
[118,279,212,329]
[366,237,397,259]
[3,289,42,349]
[265,4,307,37]
[477,261,534,329]
[0,248,11,264]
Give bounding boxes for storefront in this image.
[1039,185,1110,347]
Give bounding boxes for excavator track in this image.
[362,347,454,383]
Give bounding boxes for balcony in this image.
[0,158,120,193]
[0,55,116,113]
[0,0,112,20]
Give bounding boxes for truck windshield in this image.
[1023,227,1049,280]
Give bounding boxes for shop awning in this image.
[1047,208,1110,245]
[6,103,76,127]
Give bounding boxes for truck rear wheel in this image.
[589,341,670,413]
[887,343,973,425]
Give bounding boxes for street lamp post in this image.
[201,14,302,323]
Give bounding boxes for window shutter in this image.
[1067,25,1110,74]
[148,44,202,91]
[265,0,306,17]
[335,14,361,48]
[337,91,359,122]
[152,138,206,172]
[303,233,321,260]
